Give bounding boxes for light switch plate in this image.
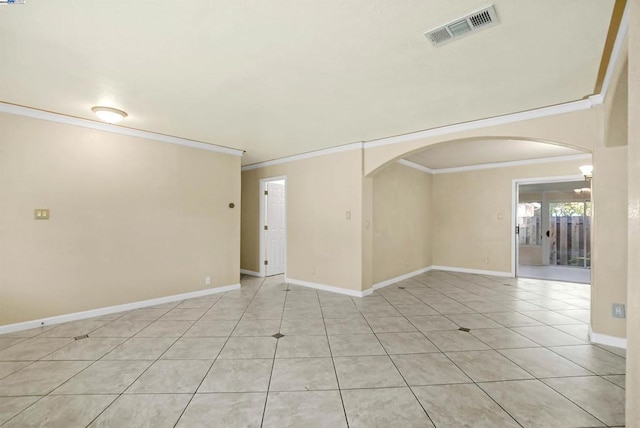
[34,208,50,220]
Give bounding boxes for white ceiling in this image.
[0,1,614,165]
[404,139,588,170]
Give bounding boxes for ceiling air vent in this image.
[425,5,499,47]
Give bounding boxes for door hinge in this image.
[264,225,268,230]
[264,260,268,265]
[264,190,268,195]
[515,226,520,235]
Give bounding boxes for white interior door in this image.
[265,180,286,276]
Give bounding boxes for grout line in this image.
[170,278,267,426]
[321,289,351,428]
[91,285,255,427]
[376,284,530,427]
[358,291,438,427]
[259,279,289,428]
[82,311,213,425]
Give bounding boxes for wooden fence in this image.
[549,216,591,267]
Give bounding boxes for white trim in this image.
[285,277,373,297]
[431,265,513,278]
[240,269,264,277]
[372,266,434,290]
[364,99,596,149]
[599,0,630,102]
[259,176,287,278]
[430,154,592,175]
[396,159,434,174]
[512,181,518,277]
[0,102,244,157]
[0,283,240,335]
[511,174,586,278]
[241,142,363,171]
[589,325,627,349]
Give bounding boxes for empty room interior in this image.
[0,1,638,427]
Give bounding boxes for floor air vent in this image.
[425,5,499,47]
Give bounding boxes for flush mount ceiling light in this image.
[579,165,593,181]
[91,106,127,124]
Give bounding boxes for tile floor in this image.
[0,271,626,427]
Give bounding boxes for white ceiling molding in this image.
[428,153,592,175]
[241,142,364,171]
[593,0,629,105]
[0,102,244,157]
[364,99,596,150]
[396,159,434,174]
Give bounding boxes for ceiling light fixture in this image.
[579,165,593,181]
[91,106,128,124]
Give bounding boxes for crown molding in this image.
[427,153,592,175]
[599,0,629,102]
[0,102,244,157]
[1,2,627,164]
[241,142,363,171]
[396,159,434,174]
[363,99,597,150]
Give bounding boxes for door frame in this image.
[259,176,287,277]
[511,174,584,277]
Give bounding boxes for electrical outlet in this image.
[612,303,625,318]
[205,276,211,285]
[345,211,351,220]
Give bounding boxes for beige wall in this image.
[0,113,241,326]
[627,0,639,424]
[590,39,630,340]
[372,163,432,284]
[591,145,627,338]
[432,159,588,273]
[241,149,365,291]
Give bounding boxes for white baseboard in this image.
[0,283,241,335]
[431,265,513,278]
[285,277,372,298]
[372,266,434,290]
[588,325,627,349]
[240,269,264,277]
